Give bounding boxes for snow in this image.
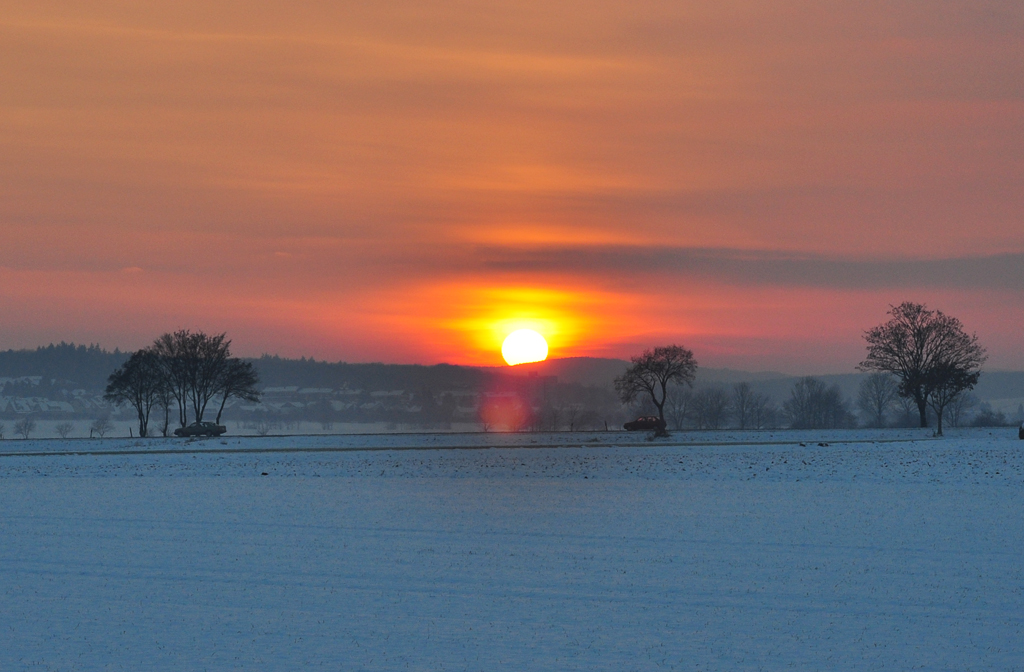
[1,429,1022,670]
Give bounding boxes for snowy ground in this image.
[1,429,1022,670]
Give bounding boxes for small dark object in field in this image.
[261,472,268,476]
[623,416,666,432]
[799,442,806,447]
[174,421,227,437]
[818,442,829,447]
[1019,425,1023,440]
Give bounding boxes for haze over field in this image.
[1,1,1022,371]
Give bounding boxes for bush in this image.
[90,417,114,438]
[970,409,1011,427]
[14,417,36,439]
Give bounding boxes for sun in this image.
[501,329,549,366]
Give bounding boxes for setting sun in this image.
[501,329,549,366]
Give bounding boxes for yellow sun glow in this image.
[501,329,549,366]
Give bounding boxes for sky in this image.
[1,0,1022,372]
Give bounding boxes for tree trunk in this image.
[654,401,668,435]
[916,397,928,428]
[215,394,228,425]
[935,407,944,436]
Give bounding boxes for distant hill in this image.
[0,343,129,390]
[253,355,489,392]
[3,344,1023,411]
[488,357,790,390]
[696,368,791,384]
[482,357,630,388]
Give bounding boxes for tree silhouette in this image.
[783,377,852,429]
[105,349,165,437]
[614,345,697,432]
[692,387,730,429]
[731,382,755,429]
[213,359,261,424]
[151,330,232,426]
[861,302,985,433]
[857,373,898,428]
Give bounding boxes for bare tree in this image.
[861,302,986,429]
[540,403,562,431]
[155,384,173,437]
[946,392,978,428]
[151,330,230,427]
[0,422,5,439]
[55,422,74,439]
[565,403,583,431]
[614,345,697,433]
[14,417,36,439]
[857,373,898,428]
[252,412,274,436]
[90,417,113,438]
[927,358,985,436]
[189,332,233,423]
[892,395,919,427]
[213,358,261,424]
[692,387,730,429]
[152,330,192,427]
[749,393,778,429]
[783,377,853,429]
[664,385,693,431]
[730,382,756,429]
[576,409,602,431]
[105,349,165,438]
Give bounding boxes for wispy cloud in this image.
[473,246,1024,291]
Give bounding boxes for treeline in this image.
[0,343,128,390]
[627,374,1019,431]
[629,377,856,430]
[253,355,490,392]
[0,346,498,396]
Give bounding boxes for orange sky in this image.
[1,1,1022,372]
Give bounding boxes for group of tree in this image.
[104,330,261,437]
[783,378,856,429]
[857,374,1012,429]
[615,302,986,436]
[660,382,778,430]
[859,302,986,435]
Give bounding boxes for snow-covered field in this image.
[1,429,1022,670]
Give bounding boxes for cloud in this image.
[473,245,1024,291]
